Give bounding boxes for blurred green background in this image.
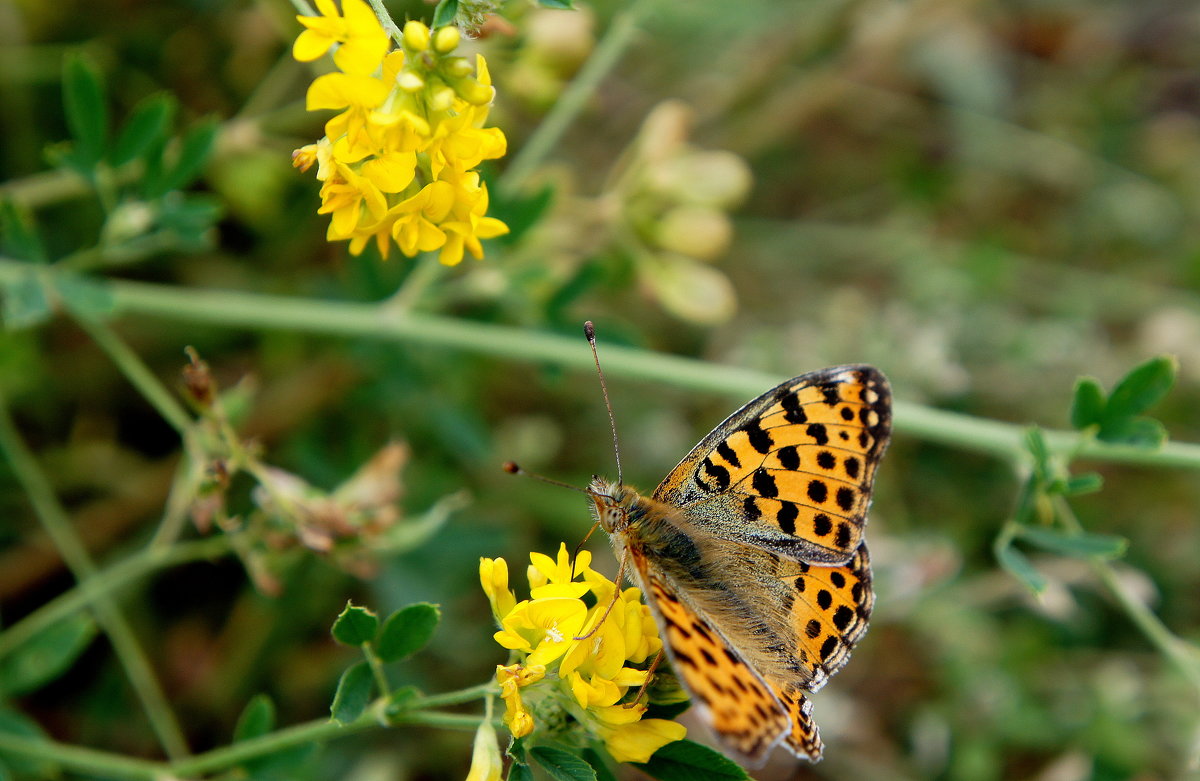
[1,0,1199,778]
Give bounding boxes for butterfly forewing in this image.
[652,366,891,564]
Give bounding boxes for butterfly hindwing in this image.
[772,543,873,691]
[653,366,891,564]
[631,549,791,764]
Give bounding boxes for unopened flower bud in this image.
[656,206,733,261]
[396,70,425,92]
[433,25,460,53]
[444,56,474,78]
[430,85,456,111]
[403,20,430,51]
[458,79,495,106]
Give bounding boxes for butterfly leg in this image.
[627,648,665,707]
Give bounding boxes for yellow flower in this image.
[528,542,592,599]
[494,598,588,667]
[307,73,391,162]
[496,664,544,738]
[438,177,510,267]
[388,181,454,257]
[591,704,688,764]
[318,162,387,238]
[293,0,389,76]
[481,544,687,764]
[480,557,516,622]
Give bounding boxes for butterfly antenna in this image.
[502,461,587,494]
[584,321,623,485]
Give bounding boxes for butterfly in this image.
[587,364,891,764]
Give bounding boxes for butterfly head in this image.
[586,476,633,533]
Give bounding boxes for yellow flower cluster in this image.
[292,0,509,264]
[480,544,687,764]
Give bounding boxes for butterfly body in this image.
[586,365,891,765]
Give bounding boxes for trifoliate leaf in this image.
[1105,356,1177,420]
[1069,377,1106,430]
[63,53,108,168]
[110,94,175,167]
[330,661,374,724]
[331,602,379,646]
[0,614,97,697]
[377,603,440,662]
[233,694,276,742]
[1016,526,1128,559]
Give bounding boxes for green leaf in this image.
[1016,526,1128,559]
[63,53,108,168]
[0,614,97,697]
[432,0,459,28]
[1,272,53,330]
[110,94,175,167]
[377,603,440,662]
[1105,356,1177,420]
[1097,415,1168,448]
[582,749,617,781]
[234,694,276,741]
[1023,427,1052,482]
[530,746,597,781]
[330,661,374,724]
[0,705,57,778]
[538,0,576,8]
[507,762,534,781]
[1062,472,1103,496]
[55,273,115,321]
[156,118,218,195]
[995,537,1046,594]
[331,602,379,646]
[1069,377,1106,430]
[0,201,47,263]
[633,739,748,781]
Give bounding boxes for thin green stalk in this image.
[0,392,191,760]
[0,731,167,781]
[0,536,232,659]
[167,711,376,777]
[499,2,647,194]
[74,315,193,434]
[363,644,392,698]
[1054,496,1200,697]
[1,259,1198,470]
[412,682,497,709]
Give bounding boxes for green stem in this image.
[0,536,232,659]
[0,732,167,781]
[1053,497,1200,698]
[412,682,497,709]
[363,644,392,698]
[365,0,404,45]
[1,260,1198,470]
[0,392,191,760]
[74,315,193,434]
[168,712,377,777]
[499,2,647,195]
